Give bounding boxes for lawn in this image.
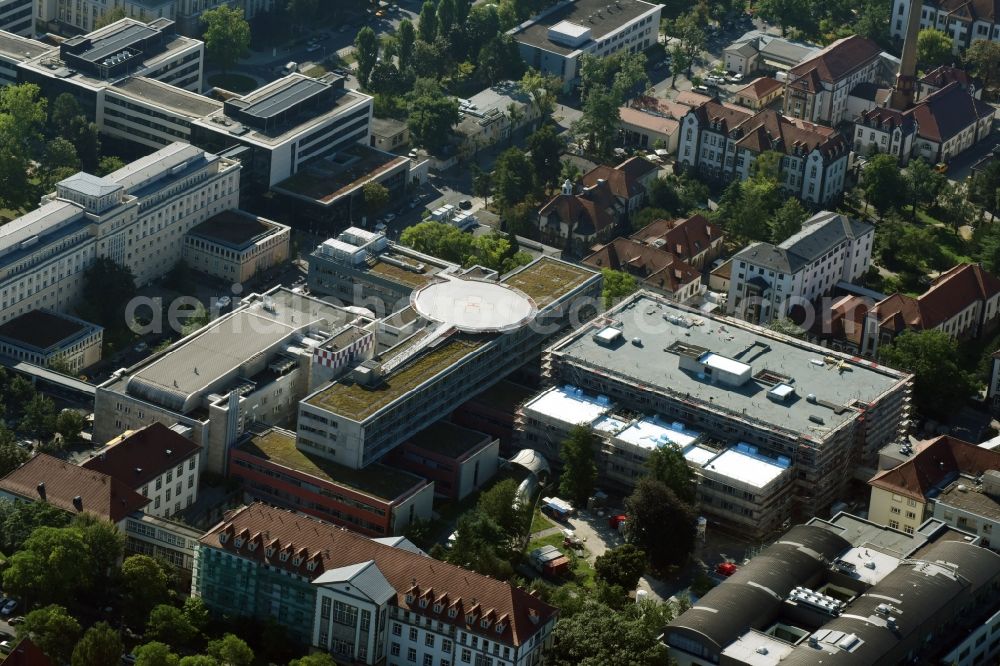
[527,531,596,589]
[530,508,555,534]
[303,65,327,78]
[208,73,258,94]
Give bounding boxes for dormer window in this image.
[466,613,476,624]
[279,552,289,562]
[481,619,490,629]
[265,547,275,557]
[495,623,505,634]
[448,608,458,619]
[419,599,428,609]
[218,533,229,544]
[406,593,415,604]
[233,537,244,548]
[306,560,317,572]
[292,556,303,566]
[433,603,443,613]
[248,541,258,551]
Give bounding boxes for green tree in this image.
[179,657,218,666]
[49,93,83,138]
[601,269,638,309]
[594,544,647,591]
[97,155,125,176]
[355,26,378,88]
[880,329,975,419]
[418,1,437,42]
[472,163,493,207]
[493,147,535,209]
[769,317,807,339]
[548,601,673,666]
[476,478,528,541]
[16,604,81,664]
[526,124,563,190]
[95,7,127,29]
[146,605,198,646]
[397,19,416,72]
[669,43,692,87]
[407,94,459,153]
[753,0,813,36]
[963,38,1000,95]
[917,28,953,69]
[970,160,1000,215]
[55,409,86,445]
[624,478,696,570]
[559,426,598,507]
[41,137,80,190]
[79,257,137,328]
[21,393,57,440]
[477,35,524,86]
[446,509,513,577]
[67,116,101,172]
[71,622,123,666]
[0,434,27,477]
[770,197,807,243]
[362,180,390,218]
[519,68,560,118]
[437,0,456,37]
[182,597,210,633]
[905,157,945,220]
[286,0,319,28]
[575,89,619,158]
[290,654,338,666]
[3,526,93,606]
[122,555,171,621]
[0,498,70,554]
[206,634,253,666]
[73,513,125,584]
[862,153,906,217]
[201,6,250,73]
[645,444,695,503]
[134,641,180,666]
[667,12,706,78]
[1,82,47,152]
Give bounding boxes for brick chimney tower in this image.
[889,0,923,110]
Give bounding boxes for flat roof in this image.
[241,428,424,500]
[512,0,660,56]
[721,630,794,666]
[0,31,50,60]
[72,22,158,63]
[411,278,537,333]
[305,336,485,421]
[187,210,282,250]
[501,256,596,307]
[682,443,718,466]
[936,481,1000,523]
[241,76,328,120]
[112,76,222,118]
[614,416,700,450]
[702,445,790,489]
[522,385,613,426]
[406,421,491,459]
[549,293,908,439]
[0,309,92,349]
[274,144,410,205]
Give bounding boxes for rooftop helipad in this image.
[410,278,537,333]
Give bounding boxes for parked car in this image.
[216,296,232,309]
[1,599,18,616]
[7,617,24,626]
[728,73,744,83]
[0,642,12,652]
[306,44,321,53]
[458,199,472,210]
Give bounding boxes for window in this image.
[890,506,901,514]
[904,525,914,535]
[889,519,900,529]
[391,643,401,657]
[408,647,417,662]
[442,640,452,653]
[461,649,472,663]
[424,656,434,666]
[425,635,435,648]
[410,627,418,641]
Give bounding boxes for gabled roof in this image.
[582,238,700,294]
[734,76,784,101]
[57,172,123,197]
[869,435,1000,501]
[581,156,656,201]
[630,214,721,260]
[936,0,1000,22]
[734,212,872,274]
[82,422,201,490]
[314,560,396,604]
[732,109,847,158]
[202,503,558,646]
[618,106,679,135]
[920,65,972,90]
[687,99,754,133]
[856,105,916,134]
[787,35,882,84]
[0,453,150,522]
[539,190,616,238]
[870,263,1000,331]
[908,82,995,144]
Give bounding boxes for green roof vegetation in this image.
[368,258,437,287]
[307,337,485,420]
[241,429,424,499]
[503,257,595,307]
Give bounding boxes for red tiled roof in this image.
[689,99,754,133]
[856,106,916,134]
[920,65,972,90]
[538,189,616,238]
[615,155,658,186]
[908,82,995,144]
[788,35,882,84]
[583,238,700,294]
[82,422,200,490]
[202,503,558,647]
[675,90,714,107]
[630,214,721,262]
[869,435,1000,501]
[629,95,694,119]
[0,453,150,522]
[581,156,656,201]
[0,639,52,666]
[871,263,1000,332]
[618,106,679,136]
[732,109,847,158]
[735,76,784,101]
[936,0,999,22]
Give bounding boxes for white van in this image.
[284,61,298,74]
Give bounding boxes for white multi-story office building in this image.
[783,35,884,126]
[191,73,373,188]
[890,0,1000,54]
[0,142,239,325]
[509,0,663,90]
[727,211,874,324]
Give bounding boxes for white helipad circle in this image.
[411,278,537,333]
